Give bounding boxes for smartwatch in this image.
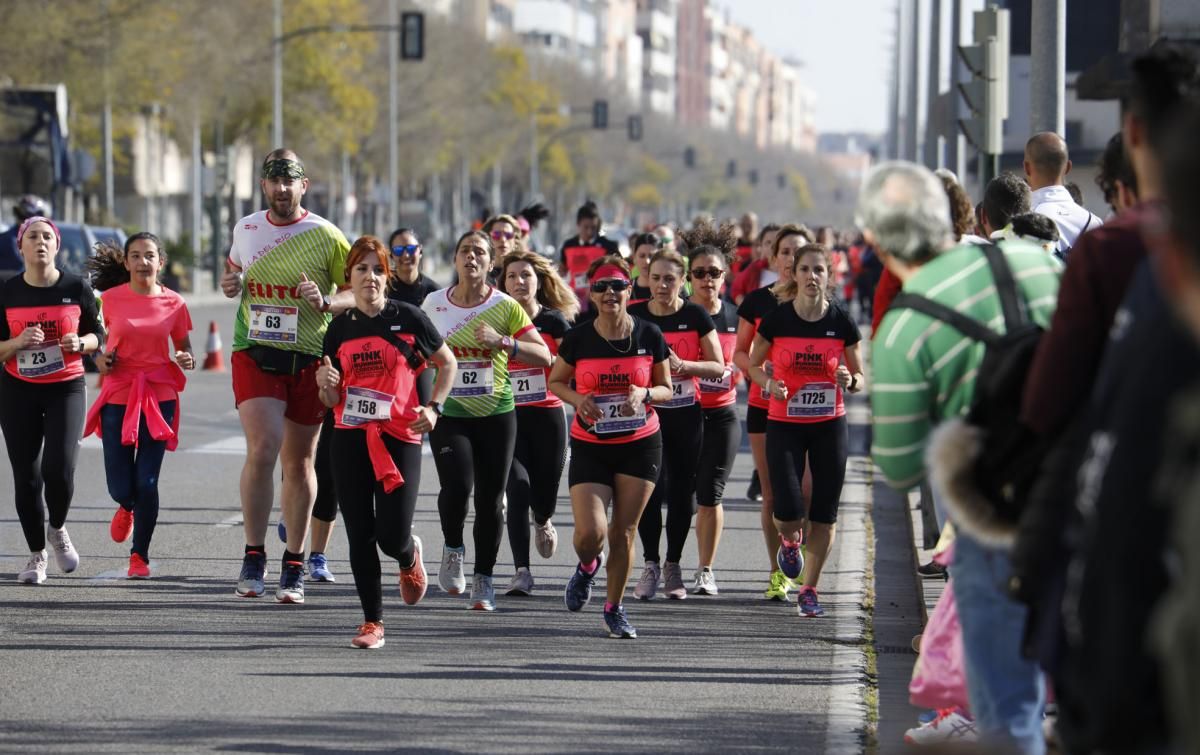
[321,294,332,312]
[428,401,444,417]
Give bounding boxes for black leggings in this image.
[331,429,422,623]
[431,411,517,577]
[506,405,566,569]
[101,400,176,559]
[0,375,86,552]
[637,403,703,564]
[697,405,741,507]
[766,416,849,524]
[312,411,337,523]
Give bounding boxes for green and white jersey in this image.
[421,286,535,418]
[227,209,350,356]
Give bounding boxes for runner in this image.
[549,255,671,638]
[497,249,578,595]
[629,246,724,600]
[682,222,742,595]
[220,148,353,603]
[629,232,661,302]
[84,234,194,579]
[558,201,621,313]
[0,216,103,583]
[746,243,864,618]
[482,214,522,282]
[733,223,812,601]
[422,230,551,611]
[317,236,456,649]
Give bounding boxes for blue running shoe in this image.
[308,553,335,582]
[277,520,287,544]
[776,537,804,580]
[276,560,305,604]
[564,552,605,612]
[917,709,940,725]
[235,552,268,598]
[797,586,824,617]
[603,604,637,639]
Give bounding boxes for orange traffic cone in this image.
[203,320,225,371]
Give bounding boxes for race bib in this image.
[787,382,837,419]
[594,392,647,434]
[657,374,696,408]
[572,272,589,289]
[342,386,394,427]
[511,367,548,405]
[16,342,65,378]
[248,304,299,344]
[451,360,494,398]
[699,368,733,393]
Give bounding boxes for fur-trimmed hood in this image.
[926,418,1017,549]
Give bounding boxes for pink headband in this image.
[17,216,61,250]
[591,264,630,283]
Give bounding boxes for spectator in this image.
[1095,132,1139,216]
[863,161,1058,753]
[1023,132,1103,258]
[980,172,1032,239]
[1063,181,1083,206]
[1009,212,1060,254]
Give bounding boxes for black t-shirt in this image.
[532,307,571,342]
[709,298,739,334]
[558,234,621,265]
[631,281,652,301]
[736,284,780,328]
[387,273,440,308]
[322,299,443,364]
[628,300,716,409]
[755,300,861,423]
[0,272,104,383]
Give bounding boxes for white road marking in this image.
[186,435,247,455]
[90,562,158,581]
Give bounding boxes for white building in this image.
[514,0,601,77]
[636,0,678,119]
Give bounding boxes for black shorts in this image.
[765,416,849,524]
[746,404,769,434]
[568,432,663,487]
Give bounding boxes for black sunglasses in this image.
[690,268,725,279]
[590,279,631,294]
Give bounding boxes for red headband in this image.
[590,264,629,282]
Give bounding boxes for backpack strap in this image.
[980,243,1029,332]
[890,292,1000,345]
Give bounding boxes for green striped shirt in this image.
[870,241,1061,489]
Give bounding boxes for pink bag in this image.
[909,579,971,712]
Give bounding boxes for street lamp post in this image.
[273,0,282,147]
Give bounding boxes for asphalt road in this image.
[0,298,873,754]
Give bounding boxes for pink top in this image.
[99,284,192,403]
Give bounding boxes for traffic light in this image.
[592,100,609,130]
[683,146,696,169]
[726,160,736,179]
[627,114,642,141]
[957,7,1009,156]
[400,12,425,60]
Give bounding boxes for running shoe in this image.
[746,470,763,502]
[399,535,427,605]
[662,561,687,600]
[351,621,385,650]
[776,536,804,580]
[438,545,466,595]
[564,553,605,612]
[797,586,824,617]
[917,560,947,579]
[110,506,134,543]
[47,526,79,573]
[534,519,558,559]
[127,553,151,579]
[692,567,719,596]
[903,708,977,745]
[308,553,335,582]
[276,519,287,544]
[505,567,534,596]
[633,561,661,600]
[17,551,47,584]
[764,570,798,601]
[235,552,268,597]
[276,560,305,604]
[603,604,637,639]
[470,574,495,612]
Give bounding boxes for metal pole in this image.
[924,0,942,169]
[1030,0,1066,135]
[388,0,399,230]
[192,113,202,278]
[905,0,921,162]
[947,0,965,179]
[103,100,114,221]
[529,112,539,199]
[889,1,902,160]
[273,0,283,147]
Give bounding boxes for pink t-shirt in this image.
[100,284,192,404]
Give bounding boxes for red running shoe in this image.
[399,535,427,605]
[110,506,133,543]
[351,622,385,649]
[127,553,151,579]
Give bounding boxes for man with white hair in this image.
[863,161,1060,752]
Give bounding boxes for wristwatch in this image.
[321,294,332,312]
[500,335,514,352]
[428,401,444,416]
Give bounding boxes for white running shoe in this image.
[693,567,719,595]
[505,567,534,596]
[470,574,496,611]
[662,561,687,600]
[18,550,47,584]
[534,519,558,559]
[633,561,661,600]
[438,545,466,595]
[903,709,978,745]
[47,526,79,573]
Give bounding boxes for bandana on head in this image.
[16,216,60,250]
[590,264,630,283]
[261,158,305,180]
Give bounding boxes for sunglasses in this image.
[590,279,631,294]
[490,230,516,241]
[392,245,420,256]
[690,268,725,280]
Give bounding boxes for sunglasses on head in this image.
[690,268,725,280]
[490,230,515,241]
[590,279,630,294]
[392,244,420,256]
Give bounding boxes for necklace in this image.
[597,315,634,354]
